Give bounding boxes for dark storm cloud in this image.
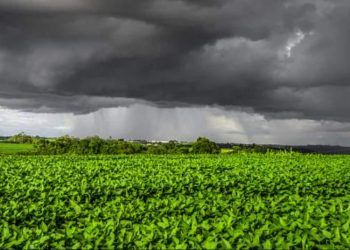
[0,0,350,121]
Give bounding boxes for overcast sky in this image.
[1,0,350,145]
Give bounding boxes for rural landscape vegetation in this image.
[1,133,350,248]
[1,0,350,249]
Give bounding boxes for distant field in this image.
[0,143,34,154]
[220,148,233,153]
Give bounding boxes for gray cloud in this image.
[2,104,350,145]
[0,0,350,123]
[69,105,350,146]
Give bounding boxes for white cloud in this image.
[284,31,306,58]
[0,107,73,136]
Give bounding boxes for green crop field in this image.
[1,153,350,249]
[0,143,34,154]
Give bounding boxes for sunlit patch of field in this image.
[220,148,233,153]
[0,143,34,154]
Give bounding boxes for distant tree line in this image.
[7,132,36,144]
[230,144,281,153]
[33,136,220,155]
[6,132,349,155]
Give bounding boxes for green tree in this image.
[231,145,242,153]
[191,137,220,154]
[8,132,33,144]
